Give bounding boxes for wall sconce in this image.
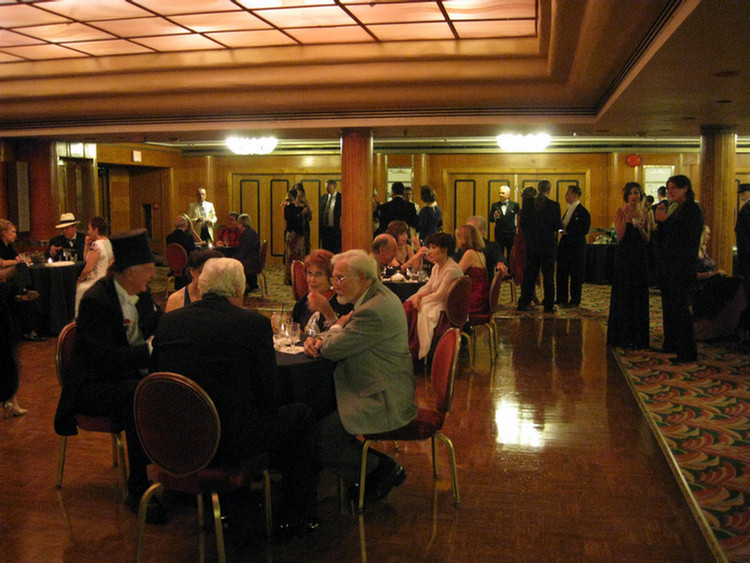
[225,136,278,155]
[496,133,551,152]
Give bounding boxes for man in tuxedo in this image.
[319,179,342,253]
[489,185,520,262]
[152,257,319,538]
[303,250,417,504]
[735,183,750,339]
[47,212,86,261]
[187,188,216,243]
[377,182,418,235]
[555,186,590,307]
[54,229,166,524]
[517,180,562,312]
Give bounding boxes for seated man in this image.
[217,211,241,247]
[303,250,417,504]
[53,229,166,524]
[151,258,318,538]
[165,215,196,255]
[47,213,86,262]
[370,233,397,278]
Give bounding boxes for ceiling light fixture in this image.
[496,133,551,152]
[226,136,278,155]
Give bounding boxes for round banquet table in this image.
[383,279,425,302]
[29,261,84,335]
[275,349,336,420]
[213,245,238,258]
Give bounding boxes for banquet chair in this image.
[133,372,272,563]
[355,328,462,513]
[291,260,308,301]
[55,322,128,501]
[246,240,268,296]
[461,269,504,372]
[429,275,471,359]
[164,243,188,298]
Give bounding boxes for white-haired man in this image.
[303,249,417,504]
[152,258,319,539]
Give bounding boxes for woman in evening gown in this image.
[455,224,489,315]
[75,216,114,316]
[607,182,654,349]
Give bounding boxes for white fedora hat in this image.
[55,212,80,229]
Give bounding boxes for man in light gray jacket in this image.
[304,249,417,503]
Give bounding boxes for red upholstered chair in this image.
[133,372,272,563]
[356,328,462,513]
[291,260,308,301]
[461,269,504,372]
[164,243,189,298]
[55,322,128,500]
[429,275,471,358]
[246,240,269,296]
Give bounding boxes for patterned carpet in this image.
[497,281,750,563]
[158,265,749,562]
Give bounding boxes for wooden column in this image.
[340,128,373,251]
[700,125,736,273]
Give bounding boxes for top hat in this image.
[739,184,750,194]
[110,229,154,271]
[55,213,80,229]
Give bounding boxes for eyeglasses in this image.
[305,271,326,279]
[331,275,350,284]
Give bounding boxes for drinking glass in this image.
[286,322,301,345]
[271,312,283,334]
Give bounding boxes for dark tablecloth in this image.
[585,244,616,284]
[29,262,84,335]
[383,280,425,302]
[214,246,238,258]
[276,350,336,420]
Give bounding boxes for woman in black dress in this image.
[607,182,654,349]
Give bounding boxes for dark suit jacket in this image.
[520,194,562,253]
[377,196,418,234]
[235,226,260,272]
[736,200,750,265]
[660,199,704,281]
[54,276,161,436]
[561,203,591,240]
[319,192,342,230]
[151,294,277,464]
[47,232,86,261]
[166,228,196,255]
[489,200,520,240]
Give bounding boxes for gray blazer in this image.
[319,280,417,435]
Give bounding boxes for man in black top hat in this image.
[54,229,166,524]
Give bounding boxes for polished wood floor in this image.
[0,315,717,563]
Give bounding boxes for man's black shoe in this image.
[516,305,530,312]
[543,306,557,313]
[22,330,46,342]
[126,490,168,525]
[367,463,407,502]
[273,516,319,544]
[670,357,696,366]
[563,302,580,309]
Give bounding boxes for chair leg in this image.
[460,331,474,373]
[136,482,163,563]
[431,436,440,479]
[197,493,206,563]
[436,433,460,507]
[358,440,373,513]
[56,436,67,489]
[259,272,268,296]
[113,433,128,501]
[211,491,227,563]
[263,469,273,541]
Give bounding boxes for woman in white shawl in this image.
[403,232,463,360]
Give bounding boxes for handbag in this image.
[0,264,17,283]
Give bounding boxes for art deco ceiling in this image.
[0,0,749,148]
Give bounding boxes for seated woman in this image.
[75,216,114,316]
[403,232,463,360]
[292,249,353,336]
[386,220,424,274]
[455,224,490,316]
[165,248,223,313]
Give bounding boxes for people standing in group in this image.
[607,182,654,350]
[235,213,260,292]
[735,183,750,341]
[164,248,223,313]
[516,180,562,313]
[403,186,420,215]
[302,250,416,506]
[377,182,418,236]
[187,188,217,243]
[416,185,442,242]
[284,188,310,285]
[75,216,114,316]
[555,186,591,308]
[654,175,704,364]
[455,224,490,316]
[47,213,86,262]
[319,179,342,253]
[54,229,167,524]
[489,185,520,263]
[217,212,241,247]
[510,187,540,305]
